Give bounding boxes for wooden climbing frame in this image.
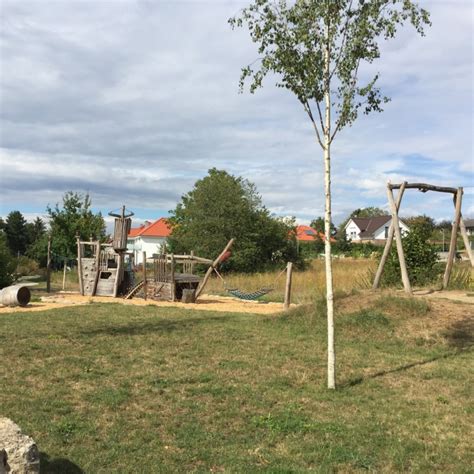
[373,182,473,294]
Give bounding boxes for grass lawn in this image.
[0,294,473,473]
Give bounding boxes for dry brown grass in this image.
[206,258,376,303]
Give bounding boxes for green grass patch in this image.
[0,301,472,472]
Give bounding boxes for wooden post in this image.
[190,250,195,274]
[459,216,474,267]
[387,185,411,294]
[46,235,52,293]
[373,182,406,289]
[443,188,463,289]
[92,241,101,296]
[170,254,175,301]
[77,236,84,296]
[284,262,293,310]
[142,251,147,300]
[113,255,123,298]
[62,258,67,291]
[195,238,235,298]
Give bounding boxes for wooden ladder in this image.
[124,280,145,300]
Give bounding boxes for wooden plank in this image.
[142,251,147,300]
[92,241,101,296]
[170,254,175,301]
[46,235,52,293]
[77,236,84,296]
[387,186,411,294]
[195,238,235,299]
[443,188,463,288]
[113,256,123,297]
[283,262,293,310]
[459,216,474,267]
[373,182,406,289]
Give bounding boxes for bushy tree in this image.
[403,215,435,239]
[168,169,298,272]
[5,211,29,255]
[26,217,46,245]
[0,232,15,288]
[47,192,106,260]
[310,217,336,235]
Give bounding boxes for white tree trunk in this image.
[324,24,335,390]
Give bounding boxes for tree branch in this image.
[303,100,324,149]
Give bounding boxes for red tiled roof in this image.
[128,218,171,238]
[295,225,335,242]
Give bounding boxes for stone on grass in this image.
[0,418,40,473]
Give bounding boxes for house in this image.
[295,225,335,242]
[127,218,171,264]
[344,216,409,243]
[464,218,474,236]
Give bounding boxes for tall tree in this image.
[47,192,106,260]
[169,168,298,272]
[310,216,335,235]
[5,211,29,255]
[230,0,430,388]
[26,217,46,245]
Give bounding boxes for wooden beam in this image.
[46,235,52,293]
[443,188,463,288]
[77,236,84,296]
[387,185,411,294]
[388,182,457,194]
[142,251,147,300]
[91,241,101,296]
[113,255,123,298]
[195,238,235,299]
[459,216,474,267]
[373,181,406,289]
[283,262,293,310]
[170,254,175,301]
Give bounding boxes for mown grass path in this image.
[0,296,472,472]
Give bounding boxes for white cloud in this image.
[0,0,472,225]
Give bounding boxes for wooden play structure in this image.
[373,182,474,294]
[77,206,135,297]
[129,239,235,302]
[77,209,236,302]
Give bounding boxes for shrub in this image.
[14,256,39,277]
[0,232,15,288]
[382,225,439,287]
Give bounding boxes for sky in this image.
[0,0,473,230]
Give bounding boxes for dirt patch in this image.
[0,292,293,315]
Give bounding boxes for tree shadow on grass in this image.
[79,315,231,337]
[40,452,84,473]
[443,316,474,350]
[341,347,472,389]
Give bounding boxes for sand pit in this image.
[0,292,293,315]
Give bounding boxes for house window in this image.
[304,230,315,236]
[384,226,389,238]
[350,231,357,239]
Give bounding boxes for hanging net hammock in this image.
[226,287,274,301]
[212,266,288,301]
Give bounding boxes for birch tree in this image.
[230,0,430,389]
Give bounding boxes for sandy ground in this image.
[0,292,292,315]
[421,290,474,305]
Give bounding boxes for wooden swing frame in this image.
[373,182,474,294]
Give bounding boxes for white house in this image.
[127,218,171,265]
[344,216,409,243]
